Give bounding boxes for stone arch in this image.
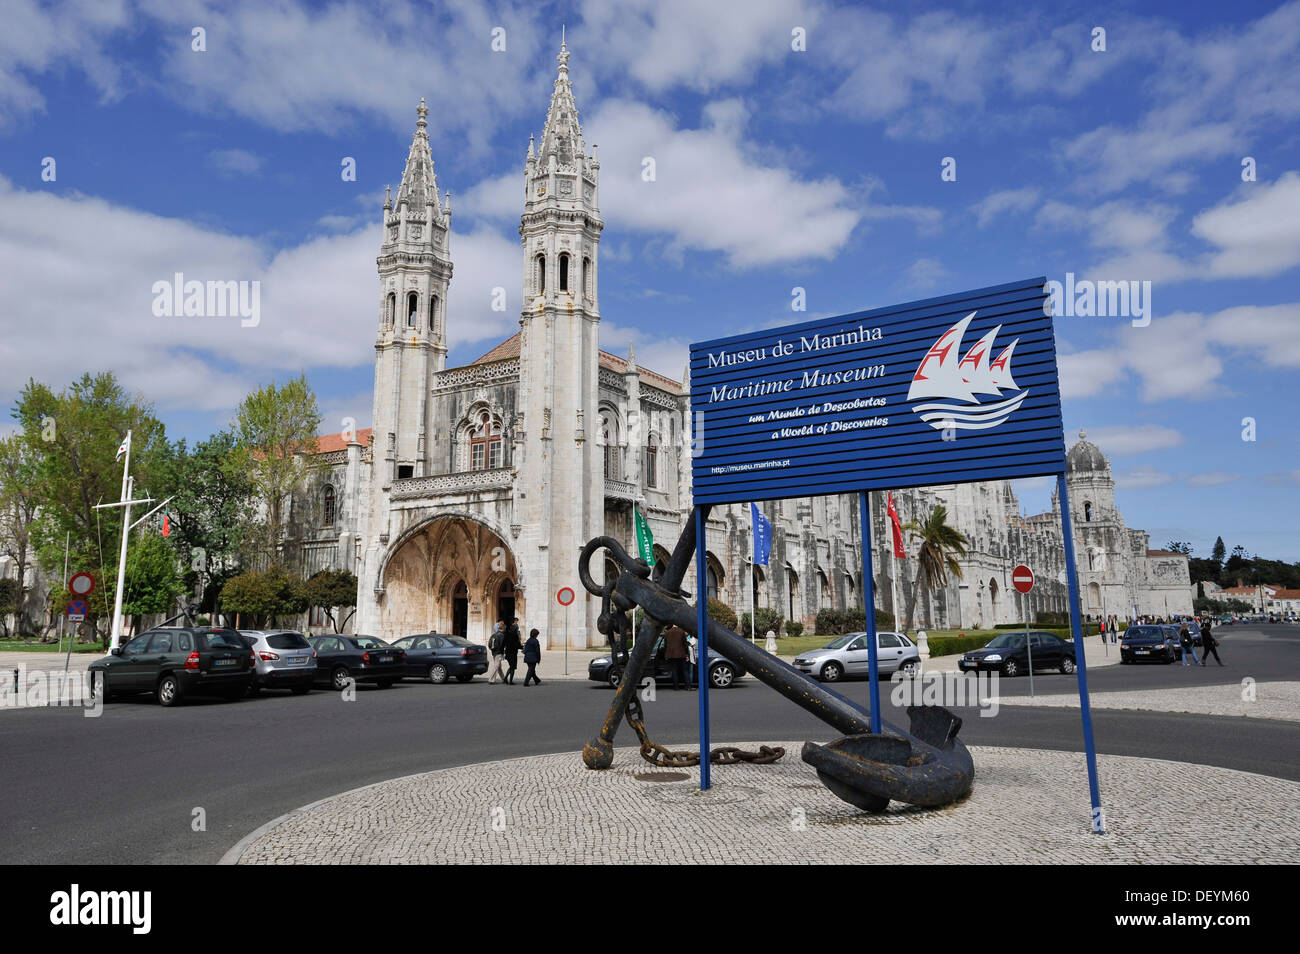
[989,577,1000,623]
[376,511,524,642]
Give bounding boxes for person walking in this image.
[503,616,522,684]
[664,623,689,691]
[523,628,542,686]
[487,620,507,684]
[1179,622,1200,666]
[686,632,699,690]
[1201,618,1224,666]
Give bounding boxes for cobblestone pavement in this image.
[228,742,1298,864]
[997,680,1300,722]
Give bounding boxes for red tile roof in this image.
[469,332,683,393]
[1271,589,1300,600]
[314,428,373,454]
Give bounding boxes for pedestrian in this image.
[503,616,522,684]
[1201,619,1223,666]
[1179,622,1200,666]
[523,628,542,686]
[686,631,698,689]
[663,623,689,690]
[487,620,506,684]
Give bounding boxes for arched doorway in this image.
[989,577,1000,623]
[1087,581,1102,613]
[452,580,469,637]
[379,515,523,642]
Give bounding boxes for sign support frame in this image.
[859,492,881,732]
[695,506,712,790]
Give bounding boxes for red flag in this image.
[887,492,905,559]
[161,513,170,538]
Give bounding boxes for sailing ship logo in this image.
[907,311,1029,431]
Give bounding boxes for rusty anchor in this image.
[578,506,974,813]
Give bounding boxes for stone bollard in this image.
[916,630,930,660]
[764,630,778,653]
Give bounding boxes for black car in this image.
[308,635,406,690]
[1119,624,1178,663]
[587,636,746,689]
[88,627,255,706]
[958,631,1077,676]
[391,633,489,683]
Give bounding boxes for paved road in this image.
[1,624,1296,864]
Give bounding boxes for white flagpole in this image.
[108,430,132,652]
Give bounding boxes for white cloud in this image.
[599,323,689,384]
[1191,173,1300,278]
[1082,425,1184,456]
[1115,466,1174,490]
[208,148,263,177]
[903,258,948,290]
[972,188,1040,228]
[1185,472,1241,488]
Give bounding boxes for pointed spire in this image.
[383,184,392,210]
[627,342,637,371]
[397,97,440,214]
[537,38,584,171]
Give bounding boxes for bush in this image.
[928,634,993,657]
[785,620,804,637]
[740,606,784,638]
[707,599,738,632]
[815,607,894,635]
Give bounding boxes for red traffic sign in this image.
[1012,564,1035,594]
[66,599,88,621]
[68,572,95,597]
[556,586,576,606]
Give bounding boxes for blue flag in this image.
[751,502,772,566]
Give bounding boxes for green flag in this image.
[633,505,654,565]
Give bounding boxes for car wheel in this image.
[427,663,449,684]
[456,675,473,683]
[157,674,182,707]
[90,673,113,703]
[1002,658,1020,678]
[247,683,261,697]
[710,663,735,689]
[290,686,310,695]
[607,667,623,689]
[330,666,352,691]
[820,661,844,682]
[900,659,921,678]
[1060,656,1076,675]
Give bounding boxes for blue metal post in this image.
[1057,472,1105,833]
[860,492,880,733]
[695,506,712,790]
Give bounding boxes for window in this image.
[397,464,414,479]
[386,292,396,327]
[470,412,503,471]
[321,485,336,527]
[706,565,719,602]
[1084,501,1093,522]
[645,438,658,488]
[535,254,546,294]
[559,253,569,292]
[407,292,418,327]
[600,411,620,479]
[583,256,591,299]
[148,632,174,653]
[879,633,902,649]
[429,294,438,331]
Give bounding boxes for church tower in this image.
[372,98,453,484]
[515,39,604,647]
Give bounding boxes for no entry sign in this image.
[68,572,95,597]
[556,586,575,606]
[1012,564,1035,594]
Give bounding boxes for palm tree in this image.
[901,505,969,631]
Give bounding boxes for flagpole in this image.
[108,430,131,652]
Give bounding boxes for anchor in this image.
[579,506,974,812]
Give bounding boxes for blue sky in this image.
[2,0,1298,560]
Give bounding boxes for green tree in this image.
[116,531,186,631]
[12,373,169,643]
[218,566,308,629]
[234,376,321,562]
[163,429,259,612]
[1165,541,1192,555]
[302,568,358,633]
[1211,536,1226,566]
[901,505,969,631]
[0,578,19,637]
[0,436,39,634]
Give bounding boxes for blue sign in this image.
[689,277,1066,504]
[66,599,88,621]
[750,503,772,566]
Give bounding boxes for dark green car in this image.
[88,627,255,706]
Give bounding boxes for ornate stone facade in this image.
[286,43,1191,647]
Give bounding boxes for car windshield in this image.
[267,633,310,650]
[353,636,391,650]
[200,631,247,650]
[443,636,476,647]
[1126,627,1162,638]
[983,633,1025,649]
[823,634,858,650]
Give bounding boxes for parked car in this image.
[89,627,255,706]
[958,631,1077,676]
[308,635,406,690]
[792,631,921,682]
[1119,624,1178,664]
[587,636,746,689]
[239,630,317,694]
[391,633,489,683]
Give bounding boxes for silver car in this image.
[792,631,921,682]
[239,629,317,695]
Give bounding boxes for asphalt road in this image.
[2,623,1296,865]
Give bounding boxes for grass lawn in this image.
[0,640,105,653]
